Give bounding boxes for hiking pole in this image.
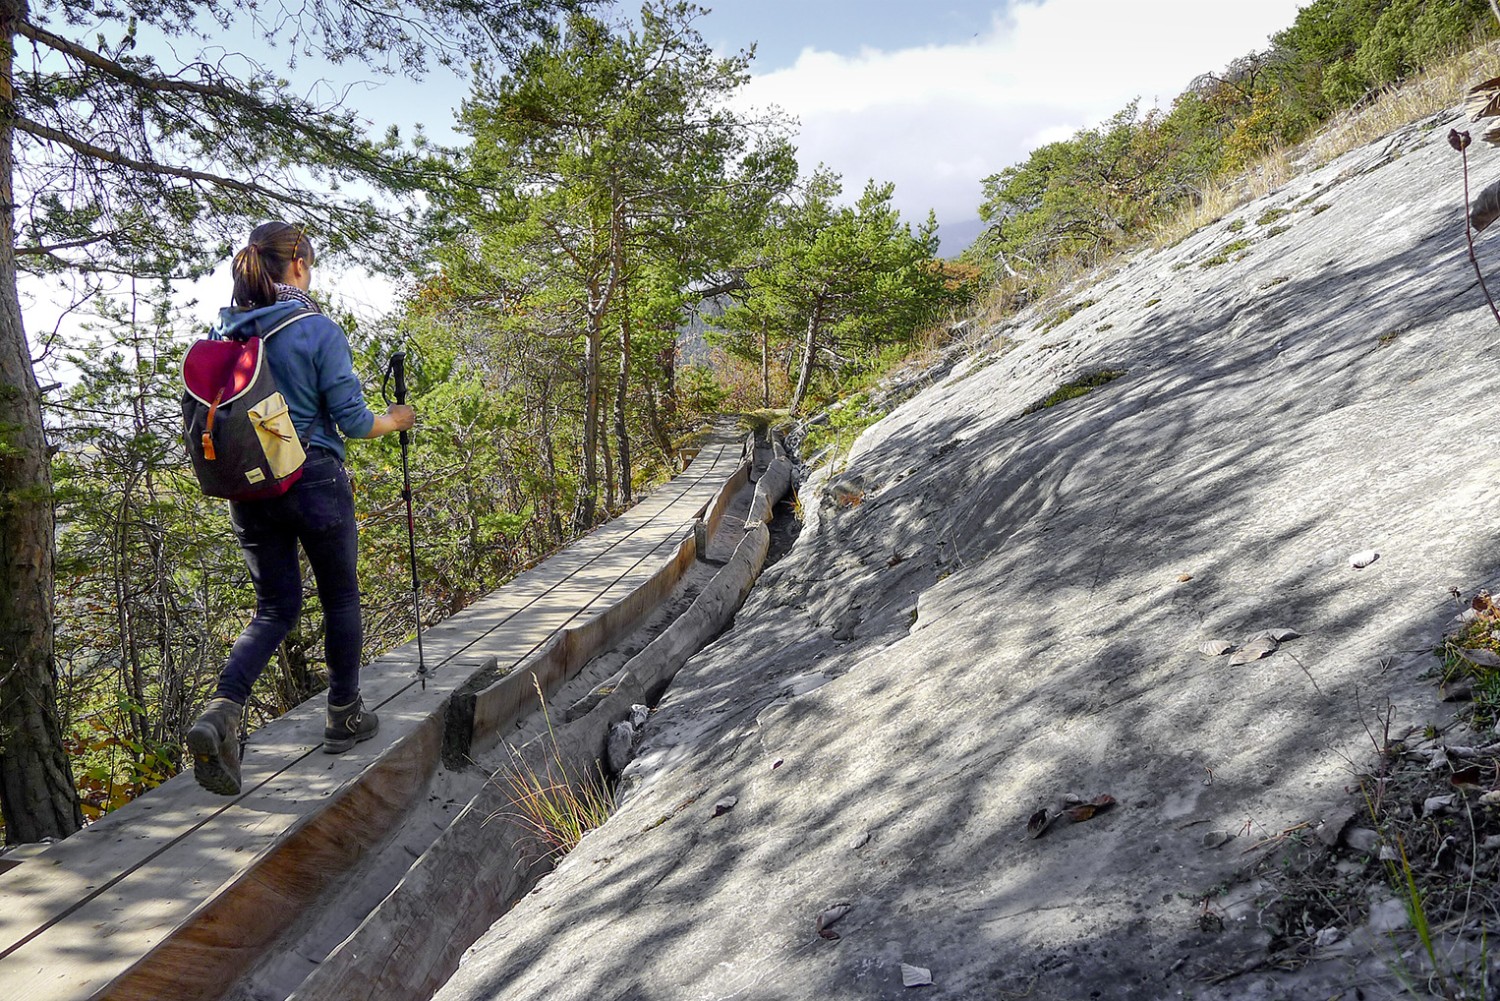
[387,350,429,689]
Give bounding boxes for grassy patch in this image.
[1144,297,1161,307]
[1257,208,1290,226]
[1200,238,1252,269]
[492,680,616,863]
[1023,369,1126,415]
[1265,224,1292,238]
[800,391,884,471]
[1227,218,1246,232]
[1038,298,1097,333]
[739,409,791,437]
[1311,203,1331,215]
[1439,608,1500,729]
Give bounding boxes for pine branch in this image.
[12,113,306,202]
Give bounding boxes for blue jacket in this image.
[213,301,376,460]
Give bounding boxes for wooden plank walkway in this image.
[0,436,747,1001]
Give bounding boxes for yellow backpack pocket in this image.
[247,392,306,479]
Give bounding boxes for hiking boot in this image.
[186,698,244,796]
[323,695,378,753]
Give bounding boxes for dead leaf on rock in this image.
[816,903,851,940]
[1474,591,1495,614]
[1262,628,1302,642]
[901,964,934,988]
[1229,637,1277,666]
[1177,573,1193,582]
[1198,640,1235,657]
[1451,766,1484,791]
[711,795,738,818]
[1467,76,1500,120]
[1348,550,1380,569]
[1025,808,1053,839]
[1202,830,1234,849]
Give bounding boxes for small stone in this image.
[1201,830,1234,849]
[711,795,738,818]
[629,704,650,728]
[1481,834,1500,850]
[1379,846,1400,861]
[901,964,934,988]
[1368,898,1409,932]
[1422,795,1456,817]
[1261,627,1302,642]
[606,721,635,774]
[1342,827,1379,853]
[1479,791,1500,809]
[1314,926,1344,948]
[1315,805,1358,847]
[1459,647,1500,668]
[1348,550,1380,569]
[1198,640,1235,657]
[1441,682,1474,703]
[851,831,872,850]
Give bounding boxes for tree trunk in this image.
[0,0,84,843]
[659,340,676,423]
[614,303,632,507]
[789,297,823,415]
[601,423,615,515]
[573,319,601,531]
[760,321,770,408]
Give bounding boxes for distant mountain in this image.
[936,216,986,258]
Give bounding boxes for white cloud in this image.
[738,0,1307,226]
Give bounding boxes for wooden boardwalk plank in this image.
[0,439,745,1001]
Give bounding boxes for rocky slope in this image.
[432,104,1500,1000]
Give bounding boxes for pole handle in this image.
[391,350,408,405]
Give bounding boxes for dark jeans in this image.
[214,447,362,707]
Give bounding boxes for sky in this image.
[704,0,1308,230]
[338,0,1308,232]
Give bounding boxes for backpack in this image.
[181,309,314,501]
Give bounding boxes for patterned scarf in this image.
[275,282,322,313]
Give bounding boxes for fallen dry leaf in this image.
[1468,76,1500,119]
[1451,765,1484,791]
[816,903,852,940]
[1177,573,1193,582]
[1025,808,1053,840]
[1474,594,1496,614]
[901,964,934,987]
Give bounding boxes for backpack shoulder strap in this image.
[261,308,317,342]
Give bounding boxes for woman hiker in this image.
[186,221,416,796]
